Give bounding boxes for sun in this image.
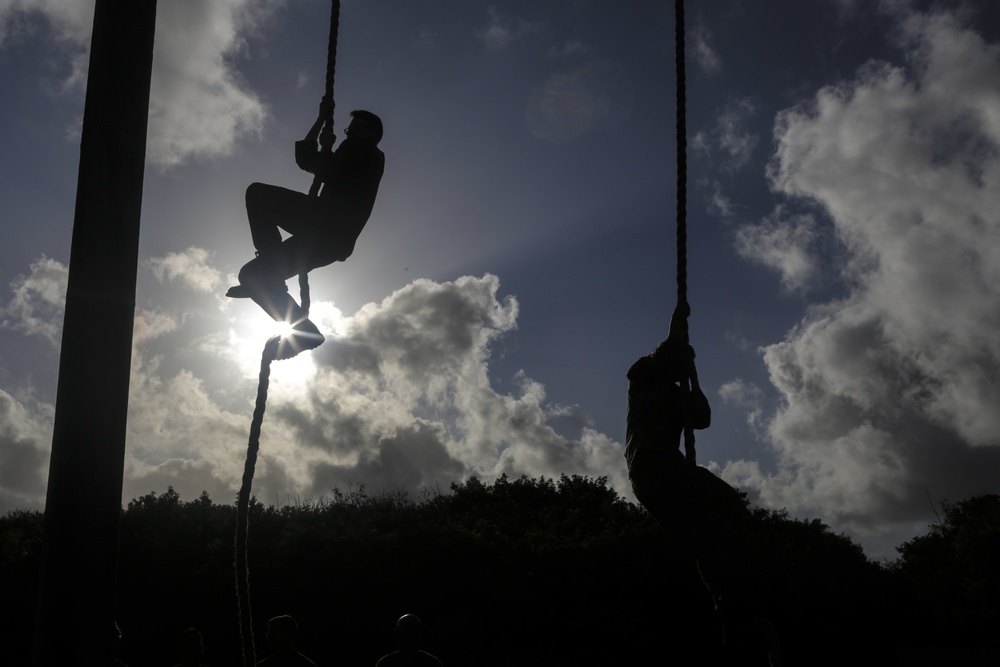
[233,312,321,387]
[244,315,295,343]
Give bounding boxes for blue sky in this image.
[1,0,999,558]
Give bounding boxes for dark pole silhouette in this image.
[32,1,157,665]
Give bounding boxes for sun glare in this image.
[234,313,320,387]
[242,315,294,341]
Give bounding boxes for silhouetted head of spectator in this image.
[177,627,204,662]
[346,110,383,145]
[394,614,423,651]
[266,615,299,654]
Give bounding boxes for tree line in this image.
[2,475,997,665]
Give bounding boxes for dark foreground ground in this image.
[3,477,998,666]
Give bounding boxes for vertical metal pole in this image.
[32,1,157,665]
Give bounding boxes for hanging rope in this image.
[674,0,700,464]
[298,271,311,318]
[318,0,340,157]
[235,6,340,661]
[235,336,279,667]
[307,0,340,199]
[300,0,341,318]
[675,0,688,313]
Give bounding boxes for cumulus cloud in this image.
[735,207,822,292]
[691,24,722,75]
[147,0,274,167]
[0,0,93,91]
[276,275,627,496]
[708,180,735,219]
[0,389,52,510]
[695,97,759,170]
[721,8,1000,533]
[717,98,759,169]
[0,256,67,346]
[718,380,761,407]
[0,256,627,513]
[0,1,92,45]
[148,247,223,293]
[0,0,275,167]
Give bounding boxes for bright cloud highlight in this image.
[723,8,1000,533]
[0,253,629,514]
[0,0,275,167]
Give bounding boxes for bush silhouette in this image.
[8,480,996,664]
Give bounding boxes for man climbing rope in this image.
[226,99,385,350]
[625,303,781,663]
[625,302,736,541]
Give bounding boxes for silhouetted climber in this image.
[625,303,779,664]
[257,615,316,666]
[625,303,748,561]
[375,614,443,667]
[227,100,384,355]
[171,627,210,667]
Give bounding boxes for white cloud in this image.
[691,24,722,75]
[719,379,765,430]
[717,97,759,169]
[0,0,276,167]
[0,256,67,346]
[707,180,737,220]
[146,0,275,167]
[696,97,759,170]
[0,258,628,512]
[148,246,223,293]
[719,378,763,409]
[0,1,93,46]
[132,308,180,345]
[722,8,1000,533]
[0,388,52,510]
[691,131,711,156]
[734,207,821,292]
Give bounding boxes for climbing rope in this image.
[307,0,340,199]
[298,271,311,318]
[318,0,340,157]
[235,336,279,667]
[673,0,700,464]
[675,0,687,313]
[300,0,340,318]
[234,5,341,663]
